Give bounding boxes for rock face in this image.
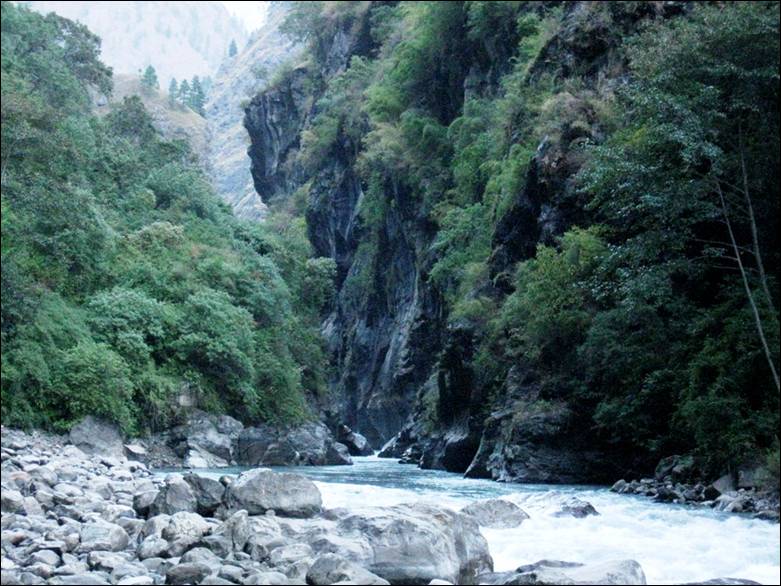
[224,468,323,517]
[207,2,301,220]
[236,421,352,467]
[241,2,692,484]
[461,499,529,529]
[68,416,124,458]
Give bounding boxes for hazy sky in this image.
[220,1,269,31]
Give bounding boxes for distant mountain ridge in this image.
[27,1,249,85]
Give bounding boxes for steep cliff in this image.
[207,3,303,220]
[242,1,780,483]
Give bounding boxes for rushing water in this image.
[186,456,780,585]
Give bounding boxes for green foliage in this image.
[140,65,159,93]
[1,3,330,434]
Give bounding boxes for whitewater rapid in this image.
[195,456,781,585]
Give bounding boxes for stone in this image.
[478,559,646,585]
[712,474,735,495]
[553,497,600,518]
[183,474,225,516]
[124,444,147,461]
[461,499,529,528]
[327,442,354,466]
[1,490,24,514]
[161,511,211,555]
[29,549,61,567]
[224,468,322,517]
[137,536,170,560]
[307,553,390,585]
[337,425,374,456]
[132,490,159,518]
[69,417,124,458]
[333,503,492,584]
[78,519,130,553]
[150,475,197,516]
[166,562,212,585]
[236,422,352,467]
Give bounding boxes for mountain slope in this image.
[27,1,248,85]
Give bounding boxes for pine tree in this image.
[229,38,238,57]
[189,76,206,116]
[178,78,191,107]
[168,78,178,107]
[140,65,159,93]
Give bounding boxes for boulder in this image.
[183,474,225,516]
[327,442,354,466]
[712,474,736,495]
[307,553,390,585]
[161,511,211,554]
[655,455,695,482]
[69,417,124,458]
[478,559,646,585]
[224,469,322,518]
[124,444,147,462]
[150,475,197,516]
[337,425,374,456]
[165,562,212,585]
[170,410,242,468]
[333,503,492,584]
[236,422,352,467]
[78,519,130,553]
[553,497,599,518]
[461,499,529,529]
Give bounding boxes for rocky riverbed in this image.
[0,426,645,585]
[610,455,780,523]
[2,424,776,585]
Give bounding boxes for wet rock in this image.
[337,425,374,456]
[553,497,599,518]
[461,499,529,528]
[224,469,322,518]
[478,559,646,585]
[333,503,492,584]
[327,442,353,466]
[682,578,760,586]
[307,553,390,585]
[69,417,124,458]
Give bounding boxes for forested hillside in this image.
[1,2,333,434]
[244,1,780,481]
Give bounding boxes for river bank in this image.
[2,426,780,585]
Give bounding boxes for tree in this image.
[189,76,206,116]
[178,78,190,106]
[229,38,238,57]
[140,65,159,93]
[167,77,178,108]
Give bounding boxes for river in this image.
[187,456,780,585]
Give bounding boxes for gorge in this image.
[1,1,779,585]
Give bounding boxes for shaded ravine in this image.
[176,457,781,585]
